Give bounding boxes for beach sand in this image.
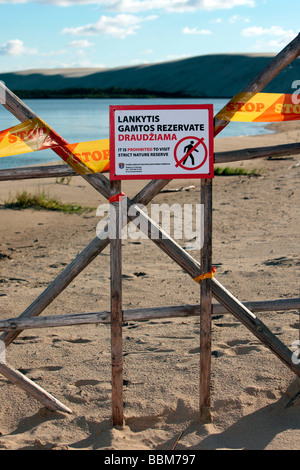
[0,122,299,450]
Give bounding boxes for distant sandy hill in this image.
[1,53,299,97]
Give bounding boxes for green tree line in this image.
[12,87,191,99]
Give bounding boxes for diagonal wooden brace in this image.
[0,362,72,413]
[122,196,300,378]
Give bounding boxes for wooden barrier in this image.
[1,33,300,424]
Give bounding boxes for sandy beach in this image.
[0,121,299,450]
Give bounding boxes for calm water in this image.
[0,98,273,169]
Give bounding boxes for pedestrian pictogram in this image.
[174,136,208,171]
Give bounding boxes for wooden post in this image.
[199,178,213,422]
[110,180,124,426]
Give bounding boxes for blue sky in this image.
[0,0,298,72]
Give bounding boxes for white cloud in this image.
[0,39,37,56]
[40,48,66,56]
[229,14,250,23]
[242,25,296,51]
[62,14,156,38]
[200,0,255,9]
[0,0,95,4]
[67,40,94,47]
[182,27,212,35]
[242,25,295,38]
[108,0,255,13]
[0,0,255,10]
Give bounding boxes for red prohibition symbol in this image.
[174,136,208,171]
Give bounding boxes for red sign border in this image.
[109,104,214,180]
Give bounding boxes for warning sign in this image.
[109,104,214,180]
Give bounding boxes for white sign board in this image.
[110,104,214,180]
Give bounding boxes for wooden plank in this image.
[110,180,124,426]
[0,298,298,331]
[0,164,78,181]
[214,142,300,165]
[199,178,213,422]
[0,311,111,330]
[1,85,36,121]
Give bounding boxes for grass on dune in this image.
[214,166,261,176]
[4,189,93,214]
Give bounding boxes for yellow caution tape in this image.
[194,267,216,283]
[0,118,109,175]
[215,92,300,123]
